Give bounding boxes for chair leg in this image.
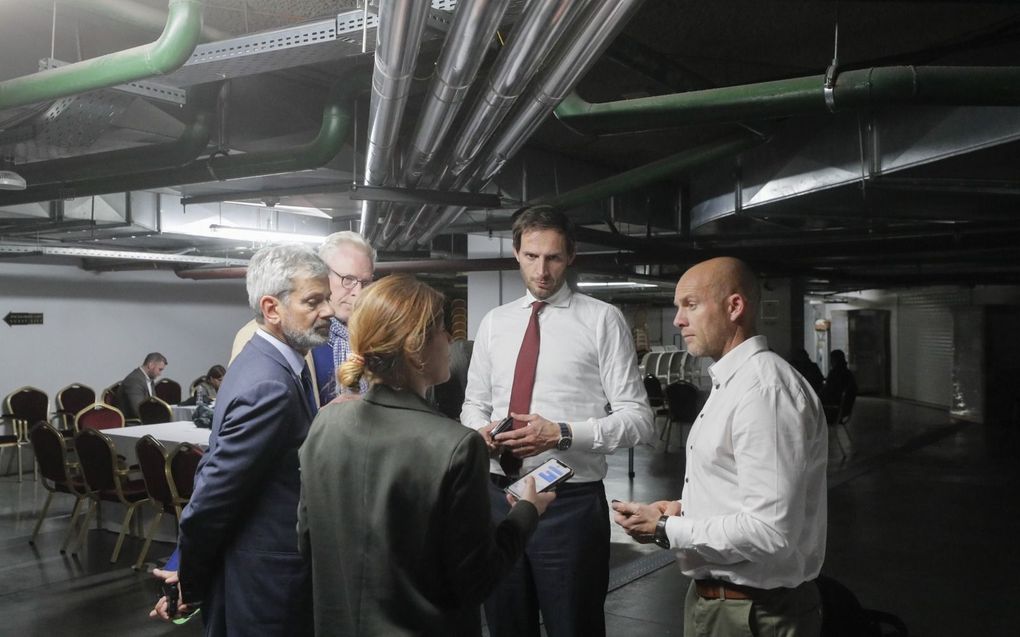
[60,497,85,553]
[16,444,23,483]
[111,502,143,563]
[71,500,98,556]
[134,510,164,571]
[30,491,55,544]
[627,448,635,479]
[663,417,673,452]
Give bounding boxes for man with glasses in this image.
[230,232,376,404]
[312,231,376,403]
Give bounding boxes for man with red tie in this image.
[461,205,654,637]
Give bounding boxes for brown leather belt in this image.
[695,579,764,601]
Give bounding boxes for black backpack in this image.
[817,574,909,637]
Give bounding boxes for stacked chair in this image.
[53,384,95,436]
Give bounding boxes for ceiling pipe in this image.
[553,66,1020,134]
[375,0,512,251]
[15,83,219,187]
[55,0,230,43]
[0,0,203,111]
[412,0,646,246]
[401,0,512,189]
[360,0,431,240]
[0,68,370,207]
[392,0,589,250]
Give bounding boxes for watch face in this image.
[557,437,571,451]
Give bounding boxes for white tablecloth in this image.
[170,404,197,421]
[105,421,211,466]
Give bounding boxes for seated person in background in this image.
[821,349,857,423]
[193,365,225,405]
[298,274,554,637]
[791,348,825,397]
[117,352,167,420]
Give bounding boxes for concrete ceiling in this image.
[2,0,1020,300]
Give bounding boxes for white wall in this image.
[0,262,252,408]
[466,234,525,339]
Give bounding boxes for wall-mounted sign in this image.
[3,312,43,326]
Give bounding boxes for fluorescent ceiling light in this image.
[223,200,332,219]
[577,281,658,289]
[0,169,27,191]
[208,224,326,245]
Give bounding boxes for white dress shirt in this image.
[461,284,654,483]
[663,335,828,589]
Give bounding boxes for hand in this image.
[494,412,560,458]
[506,476,556,516]
[149,569,191,622]
[479,420,503,453]
[611,500,670,542]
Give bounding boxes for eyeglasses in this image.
[330,269,374,290]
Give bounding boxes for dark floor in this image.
[1,397,1017,636]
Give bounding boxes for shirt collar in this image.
[329,317,348,343]
[255,328,306,378]
[521,282,573,309]
[708,335,769,388]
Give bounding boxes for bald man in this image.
[612,257,828,637]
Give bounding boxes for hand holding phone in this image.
[491,416,515,437]
[162,581,179,619]
[505,458,573,500]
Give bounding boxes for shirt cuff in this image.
[568,419,596,450]
[665,514,692,550]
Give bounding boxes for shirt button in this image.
[714,384,720,389]
[684,478,689,483]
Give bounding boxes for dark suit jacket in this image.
[117,367,150,420]
[178,334,313,637]
[298,384,538,637]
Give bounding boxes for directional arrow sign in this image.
[3,312,44,326]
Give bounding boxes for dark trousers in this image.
[484,477,609,637]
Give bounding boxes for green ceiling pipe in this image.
[554,66,1020,134]
[56,0,230,43]
[0,69,370,207]
[17,83,220,186]
[0,0,203,111]
[533,130,765,213]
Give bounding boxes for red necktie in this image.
[501,300,546,476]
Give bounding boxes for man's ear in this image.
[260,295,282,325]
[566,250,576,266]
[727,293,746,323]
[512,246,522,264]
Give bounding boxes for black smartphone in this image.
[505,458,574,500]
[491,416,514,436]
[162,581,179,619]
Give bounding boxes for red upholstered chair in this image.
[75,403,125,431]
[2,386,48,481]
[153,378,182,405]
[137,396,173,425]
[28,422,88,549]
[167,442,204,518]
[54,384,96,435]
[71,428,150,562]
[133,435,176,570]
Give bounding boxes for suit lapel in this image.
[248,335,315,422]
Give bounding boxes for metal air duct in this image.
[359,0,431,240]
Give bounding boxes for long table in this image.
[104,421,211,466]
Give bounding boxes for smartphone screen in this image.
[505,458,573,500]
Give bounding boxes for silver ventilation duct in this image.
[415,0,646,246]
[359,0,431,240]
[401,0,512,189]
[393,0,591,249]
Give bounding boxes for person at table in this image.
[298,274,554,636]
[230,231,376,405]
[151,243,333,636]
[117,352,167,420]
[193,364,225,405]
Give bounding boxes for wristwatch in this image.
[556,422,572,450]
[654,515,671,549]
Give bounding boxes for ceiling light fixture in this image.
[577,281,658,289]
[0,157,26,190]
[222,200,332,219]
[208,224,326,245]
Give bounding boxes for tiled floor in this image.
[1,397,1017,636]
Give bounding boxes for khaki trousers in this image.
[683,579,822,637]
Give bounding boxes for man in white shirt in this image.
[612,257,827,637]
[461,206,654,637]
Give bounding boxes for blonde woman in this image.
[298,274,554,637]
